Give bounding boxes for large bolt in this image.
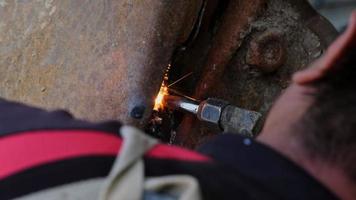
[246,30,287,73]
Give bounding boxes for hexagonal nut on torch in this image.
[197,98,229,124]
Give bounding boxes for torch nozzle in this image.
[164,95,199,114]
[163,94,261,136]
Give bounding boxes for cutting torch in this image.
[164,95,262,136]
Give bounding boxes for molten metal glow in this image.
[154,64,170,111]
[154,84,168,111]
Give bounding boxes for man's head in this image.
[258,12,356,199]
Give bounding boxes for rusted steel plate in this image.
[0,0,202,127]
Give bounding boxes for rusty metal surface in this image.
[171,0,338,148]
[0,0,202,127]
[175,0,268,147]
[0,0,339,148]
[194,0,267,99]
[213,0,338,128]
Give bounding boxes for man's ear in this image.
[293,11,356,85]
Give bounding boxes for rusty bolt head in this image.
[246,30,287,73]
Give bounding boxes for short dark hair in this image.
[297,45,356,181]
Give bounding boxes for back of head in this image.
[296,37,356,182]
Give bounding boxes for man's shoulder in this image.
[0,98,121,136]
[197,134,338,200]
[0,99,337,200]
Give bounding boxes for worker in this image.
[0,12,355,200]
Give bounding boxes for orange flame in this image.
[154,64,170,111]
[154,84,168,111]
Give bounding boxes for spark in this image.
[153,83,169,111]
[153,64,170,111]
[168,72,193,88]
[153,66,193,111]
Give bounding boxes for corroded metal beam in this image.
[194,0,267,100]
[176,0,268,147]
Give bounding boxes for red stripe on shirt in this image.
[147,144,211,162]
[0,131,121,179]
[0,130,210,179]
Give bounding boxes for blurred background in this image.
[309,0,356,32]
